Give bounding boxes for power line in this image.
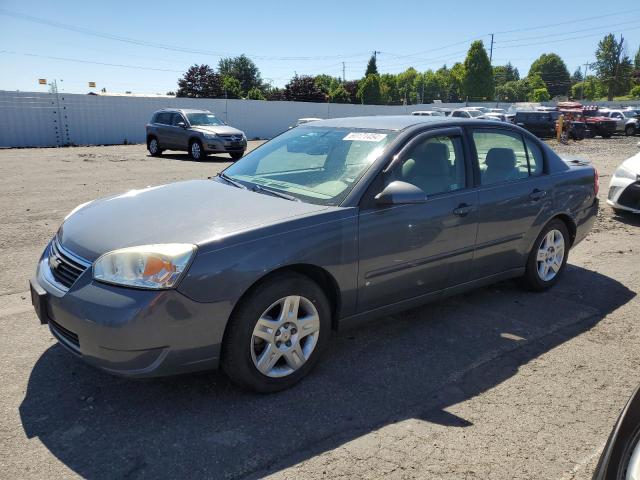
[495,18,640,44]
[494,25,640,49]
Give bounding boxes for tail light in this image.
[594,168,599,196]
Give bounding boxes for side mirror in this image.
[177,122,186,128]
[375,181,427,205]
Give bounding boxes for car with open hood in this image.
[30,115,598,392]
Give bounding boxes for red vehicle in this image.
[581,105,617,138]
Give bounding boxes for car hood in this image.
[620,151,640,174]
[58,179,327,261]
[191,125,244,136]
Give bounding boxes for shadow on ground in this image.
[150,152,236,163]
[612,210,640,227]
[20,265,634,479]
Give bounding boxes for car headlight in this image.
[203,133,218,140]
[614,166,639,181]
[93,244,196,289]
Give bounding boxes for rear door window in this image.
[155,113,172,125]
[472,130,530,185]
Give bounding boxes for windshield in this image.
[222,126,398,205]
[467,110,483,117]
[187,113,225,126]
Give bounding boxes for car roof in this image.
[307,115,455,130]
[154,108,213,114]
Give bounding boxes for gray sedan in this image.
[30,116,598,392]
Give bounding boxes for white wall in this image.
[1,90,638,148]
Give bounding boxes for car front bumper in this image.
[203,137,247,154]
[607,175,640,214]
[30,242,228,378]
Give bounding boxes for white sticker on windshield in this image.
[343,132,387,142]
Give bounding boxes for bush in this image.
[246,87,266,100]
[631,85,640,99]
[530,87,551,102]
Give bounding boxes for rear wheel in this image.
[520,219,570,291]
[189,139,205,160]
[602,132,612,139]
[221,273,331,392]
[148,137,162,157]
[626,125,637,136]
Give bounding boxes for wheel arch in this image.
[146,134,157,147]
[552,213,577,247]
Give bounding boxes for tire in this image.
[626,125,637,136]
[189,139,205,160]
[148,137,162,157]
[520,219,570,291]
[230,151,245,161]
[601,132,612,139]
[221,272,331,392]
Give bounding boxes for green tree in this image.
[635,46,640,69]
[217,54,262,96]
[448,62,465,101]
[463,40,494,101]
[595,34,631,100]
[380,73,400,105]
[630,85,640,99]
[493,62,519,87]
[531,87,550,102]
[284,75,326,102]
[528,53,571,98]
[365,55,378,76]
[571,68,584,85]
[222,76,242,99]
[176,64,223,98]
[357,74,382,104]
[314,74,341,95]
[571,76,601,100]
[265,87,286,101]
[246,87,266,100]
[397,67,419,104]
[328,84,350,103]
[495,80,527,102]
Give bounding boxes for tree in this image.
[634,46,640,69]
[265,87,286,101]
[396,67,419,104]
[595,34,631,100]
[380,74,400,105]
[314,74,341,95]
[222,76,242,99]
[571,76,602,100]
[284,75,326,102]
[531,87,550,102]
[217,54,262,96]
[246,87,266,100]
[493,62,519,87]
[357,74,382,104]
[631,85,640,99]
[571,68,584,85]
[448,63,465,102]
[176,64,223,98]
[528,53,571,98]
[343,80,360,104]
[495,80,527,102]
[463,41,494,101]
[365,55,378,76]
[328,84,350,103]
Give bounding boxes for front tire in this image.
[520,219,570,291]
[230,151,245,161]
[189,139,205,160]
[221,273,331,393]
[626,125,637,136]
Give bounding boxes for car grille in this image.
[219,134,243,142]
[618,182,640,211]
[49,318,81,351]
[48,238,90,289]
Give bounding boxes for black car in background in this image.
[514,111,560,138]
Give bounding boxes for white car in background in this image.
[607,145,640,214]
[450,108,484,118]
[411,110,445,116]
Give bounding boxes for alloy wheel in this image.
[149,139,158,154]
[250,295,320,378]
[536,229,565,282]
[191,142,201,159]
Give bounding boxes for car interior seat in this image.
[483,147,520,184]
[401,142,452,194]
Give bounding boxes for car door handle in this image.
[453,203,476,216]
[529,189,547,201]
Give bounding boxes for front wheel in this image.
[626,125,637,136]
[601,132,612,139]
[189,139,205,160]
[221,273,331,392]
[230,151,245,161]
[148,137,162,157]
[520,219,570,291]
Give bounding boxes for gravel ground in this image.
[0,136,639,479]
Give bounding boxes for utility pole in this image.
[489,34,494,63]
[342,62,346,83]
[372,50,380,61]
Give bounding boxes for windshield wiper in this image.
[218,172,246,189]
[252,184,300,202]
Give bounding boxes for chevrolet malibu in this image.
[30,116,598,392]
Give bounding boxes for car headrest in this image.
[486,148,516,170]
[402,142,450,178]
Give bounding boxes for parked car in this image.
[295,117,323,126]
[451,109,484,118]
[514,110,560,138]
[488,108,507,114]
[477,113,508,122]
[411,111,445,116]
[600,109,639,136]
[592,385,640,479]
[607,146,640,214]
[433,107,453,116]
[580,106,617,138]
[30,115,598,392]
[146,109,247,160]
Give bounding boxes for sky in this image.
[0,0,639,95]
